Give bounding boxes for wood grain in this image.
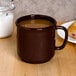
[0,23,76,76]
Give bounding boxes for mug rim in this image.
[16,14,57,30]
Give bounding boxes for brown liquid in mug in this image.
[19,19,52,28]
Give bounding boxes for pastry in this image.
[68,21,76,39]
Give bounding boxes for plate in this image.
[57,20,76,44]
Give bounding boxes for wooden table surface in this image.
[0,23,76,76]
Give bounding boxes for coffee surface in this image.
[19,19,52,28]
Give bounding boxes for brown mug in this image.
[16,14,68,64]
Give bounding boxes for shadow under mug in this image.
[16,14,68,64]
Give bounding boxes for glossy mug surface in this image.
[16,14,68,64]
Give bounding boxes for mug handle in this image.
[55,26,68,50]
